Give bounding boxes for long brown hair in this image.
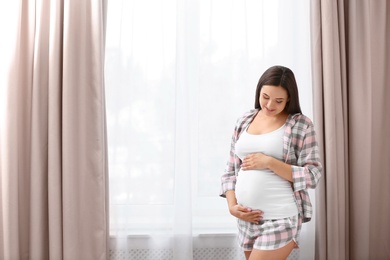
[254,65,302,114]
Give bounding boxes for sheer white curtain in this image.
[105,0,314,259]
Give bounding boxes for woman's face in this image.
[259,85,289,117]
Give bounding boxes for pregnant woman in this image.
[220,65,322,260]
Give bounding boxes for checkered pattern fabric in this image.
[237,215,301,250]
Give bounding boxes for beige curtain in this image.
[0,0,108,259]
[311,1,390,259]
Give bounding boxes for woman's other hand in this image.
[229,204,263,224]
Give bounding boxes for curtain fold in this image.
[0,0,108,259]
[311,0,390,259]
[348,1,390,259]
[172,0,198,258]
[310,1,349,259]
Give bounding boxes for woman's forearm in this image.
[266,156,293,182]
[225,190,238,209]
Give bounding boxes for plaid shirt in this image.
[220,109,322,223]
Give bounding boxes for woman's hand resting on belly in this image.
[241,153,271,171]
[241,153,293,182]
[229,204,263,224]
[225,190,263,224]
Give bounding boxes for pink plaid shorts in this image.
[236,214,301,251]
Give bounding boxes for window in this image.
[105,0,313,254]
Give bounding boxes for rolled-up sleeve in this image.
[291,121,322,191]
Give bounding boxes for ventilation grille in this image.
[109,248,299,260]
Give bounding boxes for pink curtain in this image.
[0,0,108,259]
[311,0,390,259]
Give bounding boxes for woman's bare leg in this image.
[248,240,295,260]
[244,250,252,260]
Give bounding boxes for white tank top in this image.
[234,123,298,219]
